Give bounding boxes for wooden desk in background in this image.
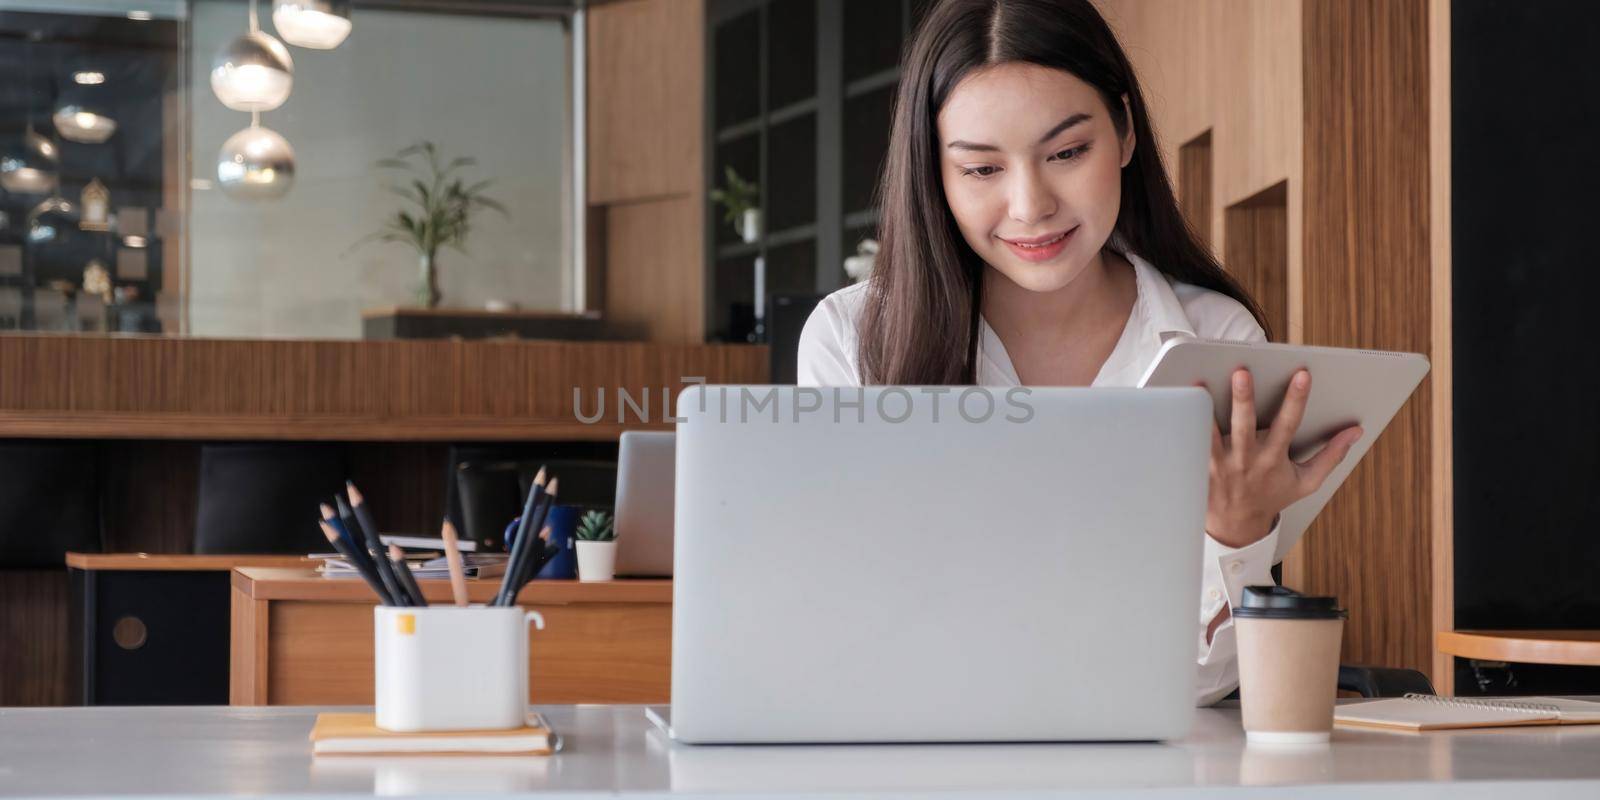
[66,553,312,705]
[1437,630,1600,667]
[229,567,672,706]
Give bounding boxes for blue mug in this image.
[531,504,582,580]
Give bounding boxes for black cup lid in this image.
[1232,585,1347,620]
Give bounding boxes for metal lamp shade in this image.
[26,197,78,245]
[210,31,294,112]
[0,130,60,195]
[53,104,118,144]
[272,0,352,49]
[217,125,295,201]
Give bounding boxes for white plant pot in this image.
[739,207,762,244]
[576,540,617,582]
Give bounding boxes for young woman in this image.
[797,0,1364,705]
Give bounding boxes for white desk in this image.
[3,704,1600,798]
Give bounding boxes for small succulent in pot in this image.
[576,510,615,542]
[574,510,617,581]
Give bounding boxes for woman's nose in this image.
[1007,168,1058,226]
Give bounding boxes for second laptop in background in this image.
[613,430,676,577]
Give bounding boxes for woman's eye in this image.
[1051,145,1089,162]
[961,165,999,178]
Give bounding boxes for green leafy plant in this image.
[708,166,759,230]
[357,141,508,308]
[575,510,615,542]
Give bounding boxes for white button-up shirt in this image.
[796,250,1280,706]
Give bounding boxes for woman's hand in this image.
[1205,368,1363,549]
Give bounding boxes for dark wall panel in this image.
[1453,1,1600,630]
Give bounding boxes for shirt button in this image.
[1207,588,1221,601]
[1227,561,1243,575]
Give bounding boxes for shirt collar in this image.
[975,240,1196,386]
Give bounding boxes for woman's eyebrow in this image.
[945,112,1094,152]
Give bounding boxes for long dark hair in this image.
[857,0,1266,384]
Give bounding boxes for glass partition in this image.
[0,0,580,338]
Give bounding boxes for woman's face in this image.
[936,62,1134,294]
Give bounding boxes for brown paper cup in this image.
[1235,616,1344,743]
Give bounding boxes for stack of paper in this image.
[314,553,508,580]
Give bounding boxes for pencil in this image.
[509,525,557,600]
[388,544,427,607]
[496,467,547,606]
[338,492,409,607]
[320,520,393,605]
[439,518,470,607]
[322,503,393,605]
[506,479,559,604]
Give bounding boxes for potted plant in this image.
[709,166,761,244]
[358,141,508,308]
[574,510,617,582]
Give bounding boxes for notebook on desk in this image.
[310,712,556,756]
[1335,694,1600,731]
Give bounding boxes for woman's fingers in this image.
[1265,369,1312,455]
[1228,368,1257,459]
[1296,425,1364,495]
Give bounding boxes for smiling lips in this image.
[1000,226,1076,262]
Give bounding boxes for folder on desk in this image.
[1335,694,1600,731]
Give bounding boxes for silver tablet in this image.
[1137,338,1429,562]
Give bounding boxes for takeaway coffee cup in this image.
[1233,585,1347,743]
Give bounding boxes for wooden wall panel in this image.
[1427,0,1453,695]
[1099,0,1439,683]
[587,0,707,343]
[0,571,68,706]
[0,336,766,439]
[1097,0,1304,337]
[99,440,200,553]
[1178,131,1214,251]
[1224,181,1288,342]
[1300,0,1433,675]
[604,196,705,344]
[587,0,704,205]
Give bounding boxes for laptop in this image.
[657,385,1212,744]
[613,430,676,577]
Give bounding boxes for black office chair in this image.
[1337,665,1435,698]
[193,443,348,554]
[768,292,827,384]
[444,444,618,550]
[0,440,102,567]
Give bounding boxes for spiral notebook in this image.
[1335,694,1600,731]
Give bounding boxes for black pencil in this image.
[496,467,547,606]
[321,502,390,603]
[338,492,409,607]
[320,520,393,605]
[388,544,428,607]
[506,480,559,605]
[509,526,558,602]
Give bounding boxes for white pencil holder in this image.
[374,605,545,732]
